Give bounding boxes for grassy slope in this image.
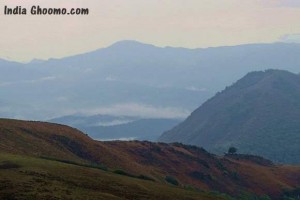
[0,153,226,200]
[0,119,92,162]
[0,119,299,199]
[102,141,300,198]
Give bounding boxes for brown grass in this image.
[0,118,299,199]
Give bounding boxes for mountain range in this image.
[1,41,300,121]
[159,69,300,164]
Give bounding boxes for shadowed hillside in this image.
[0,118,299,199]
[159,70,300,164]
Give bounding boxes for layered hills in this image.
[1,41,300,120]
[159,70,300,164]
[2,41,300,144]
[0,118,299,199]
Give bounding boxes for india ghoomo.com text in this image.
[4,5,89,16]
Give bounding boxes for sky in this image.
[0,0,300,62]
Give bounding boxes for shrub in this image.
[228,147,237,154]
[189,171,212,182]
[197,159,210,168]
[0,161,21,169]
[40,156,107,171]
[230,171,240,180]
[183,185,202,192]
[282,186,300,199]
[165,176,179,186]
[237,191,272,200]
[113,169,132,176]
[137,175,155,181]
[216,160,227,171]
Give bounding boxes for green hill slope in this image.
[0,153,227,200]
[159,70,300,164]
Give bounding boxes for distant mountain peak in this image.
[228,69,300,91]
[248,69,295,77]
[107,40,158,50]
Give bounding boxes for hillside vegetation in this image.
[0,118,299,199]
[0,153,230,200]
[160,70,300,164]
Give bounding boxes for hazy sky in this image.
[1,0,300,62]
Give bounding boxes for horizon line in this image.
[0,40,298,64]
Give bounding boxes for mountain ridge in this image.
[159,69,300,164]
[0,40,299,64]
[1,41,300,121]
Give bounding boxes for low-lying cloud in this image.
[0,76,57,87]
[73,103,190,119]
[96,137,137,141]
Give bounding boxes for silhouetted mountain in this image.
[1,41,300,120]
[159,69,300,164]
